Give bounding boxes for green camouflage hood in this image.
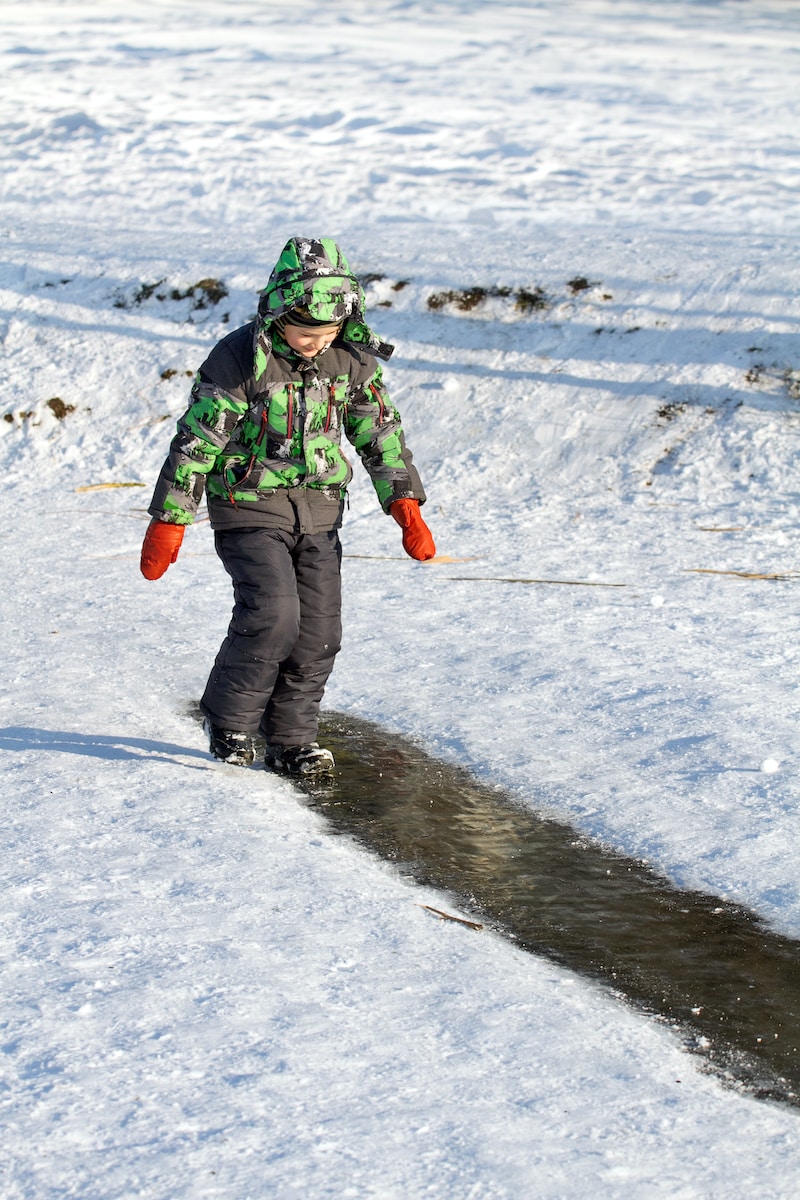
[255,237,394,379]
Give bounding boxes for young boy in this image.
[140,236,435,776]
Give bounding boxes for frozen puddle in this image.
[298,712,800,1108]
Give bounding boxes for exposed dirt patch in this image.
[567,275,598,294]
[424,276,611,316]
[114,277,229,314]
[356,275,411,309]
[4,397,77,425]
[46,397,77,420]
[657,402,687,422]
[160,368,195,381]
[426,283,550,314]
[514,285,550,313]
[744,362,800,400]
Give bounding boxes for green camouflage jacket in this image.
[148,238,426,534]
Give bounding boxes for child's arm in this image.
[344,364,435,560]
[343,364,427,512]
[147,377,247,527]
[141,375,247,580]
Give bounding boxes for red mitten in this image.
[389,498,436,562]
[140,519,185,580]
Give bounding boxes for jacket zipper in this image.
[324,383,336,433]
[226,406,270,505]
[369,382,385,422]
[286,382,295,435]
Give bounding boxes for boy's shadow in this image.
[0,727,210,771]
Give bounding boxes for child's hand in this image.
[140,519,185,580]
[389,498,436,561]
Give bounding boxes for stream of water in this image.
[294,711,800,1108]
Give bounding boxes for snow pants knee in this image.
[200,527,342,744]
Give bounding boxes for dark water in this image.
[295,711,800,1108]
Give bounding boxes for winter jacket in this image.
[148,237,426,534]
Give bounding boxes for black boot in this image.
[264,742,335,777]
[204,718,257,766]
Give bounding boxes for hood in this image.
[254,237,394,378]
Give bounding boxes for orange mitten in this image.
[140,519,185,580]
[389,498,436,562]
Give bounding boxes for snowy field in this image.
[2,0,800,1195]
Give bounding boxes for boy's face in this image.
[282,320,342,359]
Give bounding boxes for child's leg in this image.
[200,528,301,732]
[261,529,342,746]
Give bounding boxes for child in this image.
[140,236,435,776]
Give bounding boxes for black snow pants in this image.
[200,527,342,745]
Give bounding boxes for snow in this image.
[2,0,800,1195]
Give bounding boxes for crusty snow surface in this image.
[2,2,800,1197]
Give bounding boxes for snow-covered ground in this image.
[2,1,800,1195]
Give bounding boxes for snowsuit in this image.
[146,237,427,744]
